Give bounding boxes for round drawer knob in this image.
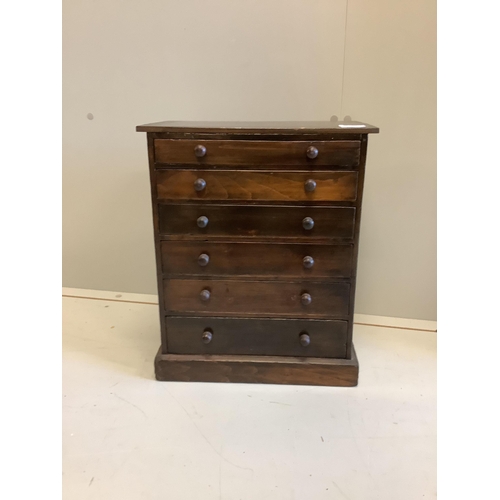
[194,145,207,158]
[304,179,317,192]
[303,256,314,269]
[302,217,314,230]
[200,289,211,301]
[194,178,206,192]
[301,293,312,306]
[299,333,311,347]
[306,146,319,159]
[197,216,209,228]
[198,253,210,266]
[202,330,213,344]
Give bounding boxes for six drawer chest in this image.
[136,120,379,386]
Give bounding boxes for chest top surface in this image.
[136,120,379,135]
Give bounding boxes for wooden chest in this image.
[136,120,379,386]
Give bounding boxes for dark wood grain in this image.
[346,135,369,358]
[144,135,170,353]
[154,346,359,386]
[159,204,356,240]
[156,170,358,202]
[154,139,361,167]
[160,241,353,279]
[137,120,379,134]
[138,120,378,387]
[163,279,350,318]
[166,317,348,357]
[152,132,363,144]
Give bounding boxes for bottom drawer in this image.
[166,316,348,358]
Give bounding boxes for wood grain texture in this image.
[160,241,354,279]
[163,279,350,318]
[144,136,170,353]
[152,132,364,144]
[137,120,379,134]
[159,204,356,240]
[138,121,378,386]
[154,346,359,386]
[166,317,348,357]
[156,170,358,202]
[346,135,369,358]
[154,139,361,167]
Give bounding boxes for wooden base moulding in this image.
[154,346,359,387]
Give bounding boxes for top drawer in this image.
[154,139,361,167]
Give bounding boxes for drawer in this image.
[163,279,350,318]
[156,170,358,202]
[166,316,348,358]
[159,205,356,240]
[161,241,353,279]
[154,139,360,167]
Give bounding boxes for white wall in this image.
[342,0,437,320]
[63,0,436,320]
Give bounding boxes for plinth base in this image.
[154,347,359,387]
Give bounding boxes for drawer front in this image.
[163,279,350,318]
[159,205,356,240]
[161,241,353,279]
[154,139,360,167]
[166,316,348,358]
[156,170,358,202]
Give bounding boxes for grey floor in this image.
[62,292,436,499]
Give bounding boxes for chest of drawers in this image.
[136,120,379,386]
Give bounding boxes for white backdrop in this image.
[63,0,436,320]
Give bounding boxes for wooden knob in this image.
[194,145,207,158]
[303,256,314,269]
[198,253,210,266]
[197,216,209,228]
[301,293,312,305]
[299,333,311,347]
[200,289,211,301]
[194,178,206,192]
[302,217,314,230]
[202,330,213,344]
[304,179,317,192]
[306,146,318,159]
